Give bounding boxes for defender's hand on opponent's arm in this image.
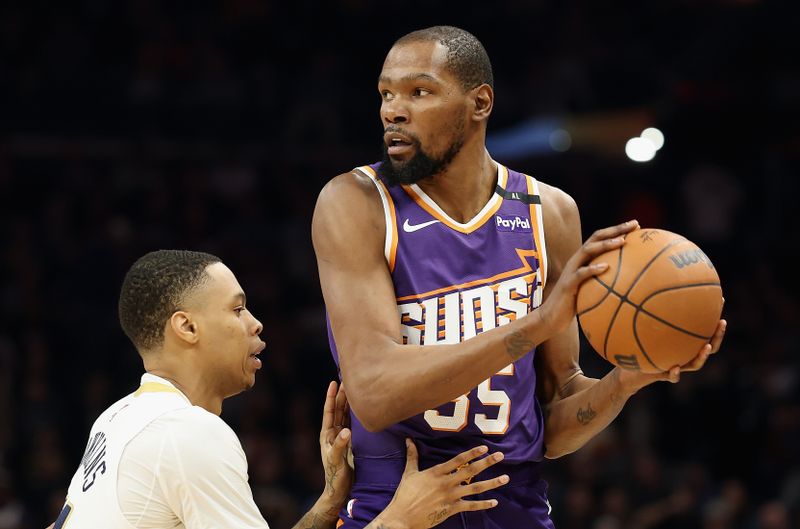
[369,440,508,529]
[292,381,353,529]
[319,381,353,511]
[538,220,640,334]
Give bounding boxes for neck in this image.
[416,146,496,224]
[143,353,224,415]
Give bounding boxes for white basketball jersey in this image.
[57,375,191,528]
[55,373,269,529]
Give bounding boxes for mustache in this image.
[384,126,421,145]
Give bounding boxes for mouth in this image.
[248,341,265,370]
[384,131,415,156]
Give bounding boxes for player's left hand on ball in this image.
[672,318,727,375]
[620,319,727,389]
[319,381,353,507]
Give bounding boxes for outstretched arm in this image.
[313,172,637,432]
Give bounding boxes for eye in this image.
[380,90,394,102]
[234,307,245,315]
[413,88,430,97]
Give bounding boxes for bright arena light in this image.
[641,127,665,150]
[548,129,572,152]
[625,137,657,162]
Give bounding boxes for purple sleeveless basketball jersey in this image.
[327,162,555,529]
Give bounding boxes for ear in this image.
[471,83,494,122]
[168,311,200,345]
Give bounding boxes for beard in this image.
[377,130,464,187]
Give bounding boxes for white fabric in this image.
[61,373,269,529]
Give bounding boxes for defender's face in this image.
[378,40,469,171]
[188,263,265,396]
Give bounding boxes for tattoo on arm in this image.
[325,455,339,496]
[294,512,329,529]
[576,402,597,425]
[293,503,340,529]
[504,331,536,361]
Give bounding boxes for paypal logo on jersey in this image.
[495,214,532,233]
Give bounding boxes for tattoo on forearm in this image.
[504,330,536,361]
[294,512,327,529]
[576,402,597,425]
[427,507,449,527]
[325,456,339,497]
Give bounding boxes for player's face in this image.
[377,40,469,186]
[188,262,265,397]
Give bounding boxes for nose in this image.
[382,99,408,125]
[251,314,263,336]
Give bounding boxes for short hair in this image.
[395,26,494,90]
[118,250,221,351]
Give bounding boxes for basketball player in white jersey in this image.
[50,250,509,529]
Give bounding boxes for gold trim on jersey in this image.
[524,173,547,292]
[401,164,509,234]
[356,165,399,272]
[134,382,183,397]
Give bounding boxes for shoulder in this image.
[163,406,239,443]
[312,168,388,254]
[315,168,384,214]
[153,407,245,466]
[135,409,268,528]
[538,181,579,231]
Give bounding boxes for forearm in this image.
[364,515,408,529]
[344,310,553,430]
[291,497,341,529]
[543,368,636,458]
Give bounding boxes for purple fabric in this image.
[327,163,552,528]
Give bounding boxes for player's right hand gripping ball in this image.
[577,228,723,373]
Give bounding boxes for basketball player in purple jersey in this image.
[313,26,727,529]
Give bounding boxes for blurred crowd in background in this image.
[0,1,798,528]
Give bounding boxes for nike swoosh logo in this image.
[402,219,441,233]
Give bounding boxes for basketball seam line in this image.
[602,237,687,361]
[635,282,721,340]
[607,281,720,371]
[597,245,625,361]
[577,248,625,318]
[602,282,719,339]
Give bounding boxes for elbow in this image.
[348,398,393,432]
[344,380,396,432]
[544,445,573,460]
[359,414,391,433]
[542,436,580,460]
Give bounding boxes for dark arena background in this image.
[1,2,798,528]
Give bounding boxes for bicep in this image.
[312,175,404,383]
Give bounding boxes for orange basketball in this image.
[577,228,723,373]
